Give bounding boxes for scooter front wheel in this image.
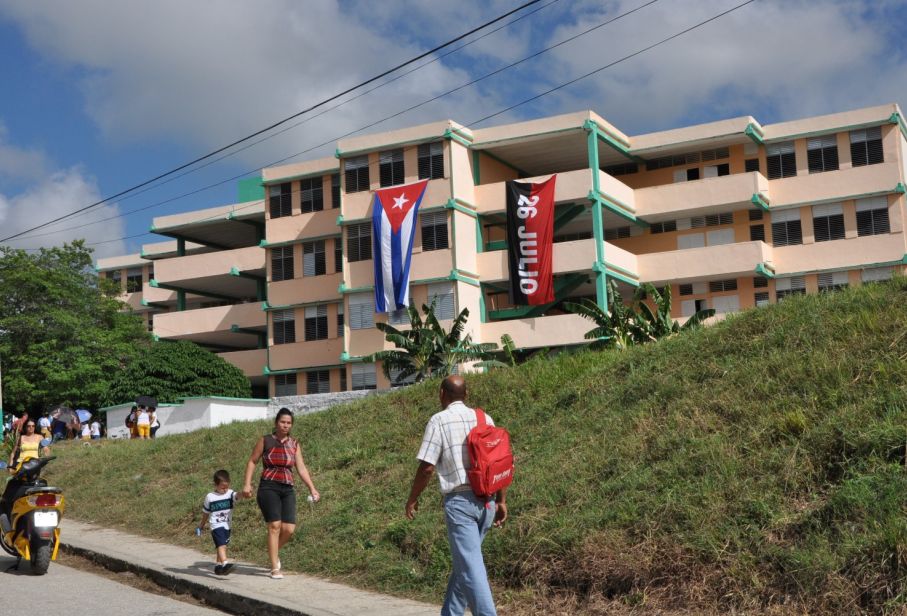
[30,538,51,575]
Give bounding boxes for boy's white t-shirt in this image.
[81,424,91,437]
[90,421,101,437]
[136,411,150,426]
[203,489,237,530]
[38,417,51,429]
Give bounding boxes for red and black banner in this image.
[506,175,556,305]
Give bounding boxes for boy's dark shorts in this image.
[211,527,231,548]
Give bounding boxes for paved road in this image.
[0,552,226,615]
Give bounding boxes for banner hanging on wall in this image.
[505,175,556,305]
[372,178,430,313]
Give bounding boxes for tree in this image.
[102,339,252,406]
[0,241,150,413]
[565,279,714,350]
[364,301,494,385]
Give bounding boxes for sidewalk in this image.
[61,519,439,616]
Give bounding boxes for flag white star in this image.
[392,194,409,209]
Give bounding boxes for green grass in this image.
[46,279,907,614]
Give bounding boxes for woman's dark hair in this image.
[274,408,294,426]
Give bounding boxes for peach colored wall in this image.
[616,144,748,190]
[474,168,594,215]
[477,151,519,185]
[269,338,344,370]
[597,170,636,212]
[637,241,772,284]
[346,249,453,289]
[635,171,767,218]
[343,176,451,221]
[266,209,340,245]
[772,232,905,274]
[451,209,479,275]
[155,246,264,284]
[269,273,342,306]
[155,302,265,337]
[218,349,267,377]
[481,313,589,348]
[768,162,901,208]
[450,141,476,205]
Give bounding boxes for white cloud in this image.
[0,168,127,258]
[0,121,49,183]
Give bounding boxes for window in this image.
[856,197,890,237]
[421,211,449,251]
[703,163,729,178]
[650,220,677,234]
[337,304,344,336]
[771,209,802,247]
[304,305,328,341]
[300,177,324,213]
[428,282,455,320]
[807,134,839,173]
[862,267,892,284]
[388,307,409,325]
[555,231,593,243]
[711,295,740,314]
[269,183,292,218]
[272,309,296,345]
[850,126,883,167]
[812,203,845,242]
[347,223,372,262]
[677,233,705,250]
[766,142,796,179]
[334,238,343,273]
[271,246,295,282]
[306,370,330,394]
[126,267,143,293]
[147,313,154,333]
[379,148,404,187]
[689,212,732,228]
[673,167,700,182]
[709,279,738,293]
[604,226,631,240]
[681,298,709,317]
[750,224,765,242]
[349,293,374,330]
[754,277,769,288]
[418,142,444,180]
[749,209,763,221]
[302,240,326,277]
[602,162,638,176]
[352,363,377,390]
[344,155,369,193]
[745,158,760,173]
[706,229,734,246]
[646,147,728,171]
[339,367,347,392]
[389,367,417,387]
[818,271,848,292]
[331,173,341,209]
[274,373,297,397]
[678,283,694,296]
[775,276,806,300]
[754,292,770,307]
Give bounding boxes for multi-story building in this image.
[96,253,158,332]
[100,103,907,398]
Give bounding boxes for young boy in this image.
[197,469,243,575]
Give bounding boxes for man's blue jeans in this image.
[441,491,497,616]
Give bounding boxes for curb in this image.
[60,541,318,616]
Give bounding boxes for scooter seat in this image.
[24,487,62,495]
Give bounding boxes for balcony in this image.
[342,178,451,221]
[637,240,773,284]
[768,161,902,208]
[772,233,906,275]
[635,171,769,220]
[269,338,345,370]
[266,209,339,245]
[269,273,342,307]
[474,169,605,215]
[152,246,265,300]
[481,313,590,349]
[346,249,453,290]
[217,348,267,378]
[476,238,639,283]
[153,302,265,349]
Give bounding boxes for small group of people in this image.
[125,405,160,439]
[196,375,506,615]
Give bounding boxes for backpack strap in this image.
[474,408,486,428]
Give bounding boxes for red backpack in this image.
[466,408,514,500]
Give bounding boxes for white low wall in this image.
[101,397,270,439]
[268,390,380,417]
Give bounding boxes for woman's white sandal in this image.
[270,569,284,579]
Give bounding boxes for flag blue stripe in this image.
[372,195,386,313]
[390,226,403,309]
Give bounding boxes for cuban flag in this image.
[373,179,430,313]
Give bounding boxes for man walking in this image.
[405,375,508,616]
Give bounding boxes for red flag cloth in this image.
[505,175,556,305]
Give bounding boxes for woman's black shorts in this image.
[256,479,296,524]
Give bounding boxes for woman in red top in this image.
[242,408,320,579]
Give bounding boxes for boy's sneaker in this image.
[220,562,234,575]
[214,564,224,575]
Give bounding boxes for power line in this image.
[0,0,546,244]
[11,0,661,246]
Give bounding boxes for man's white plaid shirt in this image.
[417,401,495,494]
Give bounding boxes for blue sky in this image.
[0,0,905,258]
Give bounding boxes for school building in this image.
[98,102,907,397]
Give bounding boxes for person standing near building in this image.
[149,407,160,439]
[38,413,51,439]
[135,406,151,440]
[405,375,508,616]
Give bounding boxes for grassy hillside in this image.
[46,279,907,614]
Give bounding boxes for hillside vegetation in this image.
[47,279,907,614]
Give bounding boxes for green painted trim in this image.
[481,282,510,294]
[177,239,186,257]
[264,366,297,376]
[589,122,641,163]
[488,273,588,320]
[605,268,640,287]
[475,216,484,254]
[263,298,343,312]
[769,186,903,211]
[889,112,907,141]
[603,260,639,280]
[745,123,764,146]
[486,240,507,251]
[229,267,265,281]
[230,324,265,335]
[751,193,771,211]
[478,289,487,324]
[264,364,345,376]
[895,182,906,194]
[446,199,478,219]
[449,125,475,143]
[472,150,481,185]
[176,290,186,312]
[261,167,338,186]
[339,352,366,364]
[443,129,472,149]
[587,125,608,312]
[260,233,341,249]
[553,203,587,232]
[450,270,481,287]
[589,191,638,225]
[154,229,232,251]
[763,118,894,145]
[334,148,342,159]
[754,262,776,279]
